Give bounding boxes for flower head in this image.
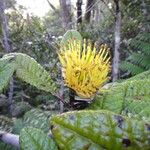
[58,39,110,98]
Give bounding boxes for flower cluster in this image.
[58,39,110,98]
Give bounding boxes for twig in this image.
[0,132,19,149]
[46,0,57,12]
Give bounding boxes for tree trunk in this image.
[84,0,95,23]
[141,0,149,32]
[0,0,11,53]
[59,0,72,30]
[95,4,100,23]
[76,0,82,25]
[0,0,14,115]
[59,0,72,112]
[112,0,121,81]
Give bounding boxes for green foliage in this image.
[89,71,150,121]
[0,53,58,95]
[126,70,150,81]
[43,9,64,37]
[120,33,150,75]
[0,0,149,149]
[11,102,32,117]
[0,94,7,107]
[20,127,58,150]
[12,109,55,135]
[12,119,24,135]
[50,110,150,150]
[0,56,16,92]
[0,142,16,150]
[60,30,82,47]
[0,115,13,133]
[22,109,51,133]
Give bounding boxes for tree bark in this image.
[0,0,14,115]
[0,0,11,53]
[8,78,14,115]
[112,0,121,81]
[59,0,72,112]
[141,0,149,32]
[59,0,72,30]
[84,0,95,23]
[76,0,82,25]
[95,4,100,23]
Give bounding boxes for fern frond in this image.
[136,32,150,42]
[130,52,150,69]
[126,70,150,81]
[140,56,150,69]
[130,52,142,63]
[121,32,150,75]
[130,40,150,55]
[120,61,144,75]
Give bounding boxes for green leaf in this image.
[89,72,150,121]
[0,56,16,93]
[23,109,50,133]
[1,53,58,95]
[60,30,82,47]
[20,127,58,150]
[126,70,150,81]
[12,118,24,134]
[121,32,150,75]
[0,141,16,150]
[50,110,150,150]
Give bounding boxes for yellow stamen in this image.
[58,39,110,99]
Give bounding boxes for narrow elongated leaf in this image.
[20,127,58,150]
[50,110,150,150]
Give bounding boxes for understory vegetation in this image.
[0,0,149,149]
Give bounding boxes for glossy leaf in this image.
[50,110,150,150]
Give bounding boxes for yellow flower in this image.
[58,39,110,99]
